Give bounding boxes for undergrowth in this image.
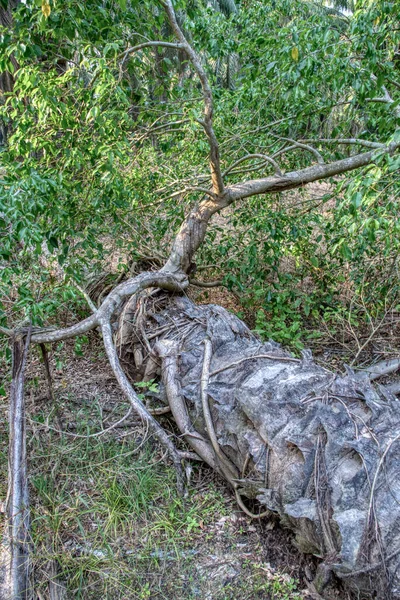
[0,398,305,599]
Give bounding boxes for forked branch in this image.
[29,271,188,344]
[159,0,224,194]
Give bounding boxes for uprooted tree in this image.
[1,0,400,598]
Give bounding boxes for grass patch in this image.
[26,403,229,598]
[219,562,303,600]
[0,397,306,599]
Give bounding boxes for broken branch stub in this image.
[128,296,400,599]
[361,358,400,381]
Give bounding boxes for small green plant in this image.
[255,307,304,351]
[135,379,159,395]
[74,335,89,357]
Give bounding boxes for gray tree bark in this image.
[0,331,31,600]
[123,295,400,600]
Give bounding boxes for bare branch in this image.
[272,136,325,164]
[11,272,189,344]
[189,278,225,288]
[225,143,400,204]
[159,0,224,194]
[162,139,400,274]
[387,78,400,91]
[0,325,13,336]
[367,78,400,118]
[0,329,32,600]
[101,320,186,493]
[361,358,400,381]
[119,41,184,65]
[74,283,97,313]
[223,153,282,178]
[299,138,386,150]
[134,119,190,143]
[163,186,216,201]
[368,97,400,118]
[31,315,99,345]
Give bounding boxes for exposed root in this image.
[384,380,400,395]
[200,338,239,481]
[155,339,218,473]
[209,353,300,377]
[361,358,400,381]
[101,319,187,494]
[234,490,270,520]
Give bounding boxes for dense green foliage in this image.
[0,0,399,350]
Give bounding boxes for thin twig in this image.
[223,153,282,178]
[210,353,299,377]
[30,407,133,439]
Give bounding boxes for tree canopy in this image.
[0,0,399,347]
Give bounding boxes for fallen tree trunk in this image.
[119,294,400,600]
[1,3,400,598]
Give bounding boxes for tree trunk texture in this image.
[0,0,19,91]
[119,294,400,600]
[0,331,31,600]
[0,0,20,146]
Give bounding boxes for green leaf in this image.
[47,236,59,250]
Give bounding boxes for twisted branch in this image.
[159,0,224,194]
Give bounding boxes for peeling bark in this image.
[127,296,400,600]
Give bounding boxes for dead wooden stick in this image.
[0,328,32,600]
[361,358,400,381]
[384,380,400,396]
[39,343,54,402]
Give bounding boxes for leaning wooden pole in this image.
[0,328,32,600]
